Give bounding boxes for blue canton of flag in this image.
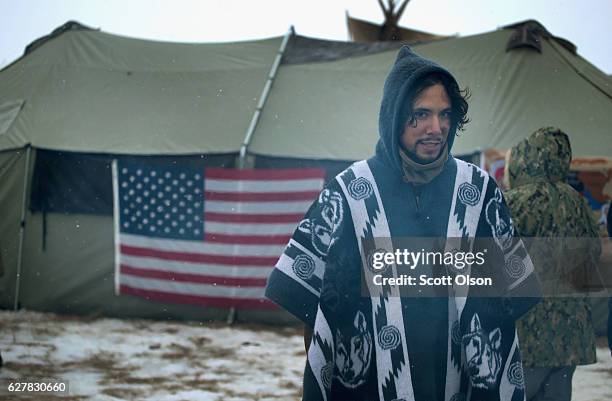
[118,161,204,241]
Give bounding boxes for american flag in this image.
[112,160,325,309]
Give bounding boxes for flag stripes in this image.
[113,161,324,309]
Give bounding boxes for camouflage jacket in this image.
[505,127,599,367]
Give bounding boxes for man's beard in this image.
[401,141,446,165]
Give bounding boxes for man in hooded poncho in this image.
[266,47,540,401]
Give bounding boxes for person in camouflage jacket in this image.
[505,127,600,401]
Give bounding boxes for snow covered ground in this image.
[0,310,609,401]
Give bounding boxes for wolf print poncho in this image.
[266,47,540,401]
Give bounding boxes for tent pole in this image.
[13,145,32,310]
[229,27,293,324]
[238,26,293,168]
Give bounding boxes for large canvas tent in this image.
[0,20,610,324]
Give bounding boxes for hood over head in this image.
[375,46,461,174]
[507,127,572,188]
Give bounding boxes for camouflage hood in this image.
[507,127,572,188]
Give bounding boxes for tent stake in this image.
[13,145,32,310]
[238,26,293,168]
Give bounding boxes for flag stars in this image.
[119,164,203,240]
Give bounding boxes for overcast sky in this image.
[1,0,611,73]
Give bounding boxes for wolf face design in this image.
[298,189,344,256]
[463,313,502,389]
[485,188,515,252]
[335,311,372,388]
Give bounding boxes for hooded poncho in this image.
[266,47,540,401]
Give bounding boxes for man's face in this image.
[400,83,452,163]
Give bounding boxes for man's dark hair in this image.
[405,72,470,133]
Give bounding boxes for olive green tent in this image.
[0,20,610,326]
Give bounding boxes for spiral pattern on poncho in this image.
[321,362,333,389]
[347,177,373,201]
[378,325,401,350]
[505,254,526,279]
[367,248,391,274]
[458,182,480,206]
[292,254,315,280]
[507,361,524,388]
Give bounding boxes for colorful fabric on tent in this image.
[112,160,324,308]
